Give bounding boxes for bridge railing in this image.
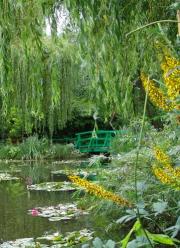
[75,130,127,153]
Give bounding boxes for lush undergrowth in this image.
[0,136,81,160]
[72,120,180,248]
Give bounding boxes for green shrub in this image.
[110,133,137,154]
[0,145,21,159]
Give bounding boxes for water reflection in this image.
[0,161,92,241]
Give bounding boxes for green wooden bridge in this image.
[74,130,126,153]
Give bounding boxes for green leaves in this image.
[146,232,174,245]
[121,219,176,248]
[63,0,177,123]
[121,220,142,248]
[152,200,168,216]
[165,216,180,238]
[92,237,116,248]
[169,2,180,10]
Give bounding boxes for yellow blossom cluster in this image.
[140,73,175,111]
[152,165,180,190]
[154,147,180,176]
[141,43,179,113]
[153,147,180,189]
[160,49,180,100]
[154,147,171,165]
[68,175,131,207]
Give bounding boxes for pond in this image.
[0,160,96,246]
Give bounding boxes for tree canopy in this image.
[0,0,179,138]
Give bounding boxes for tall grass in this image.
[19,136,48,160]
[0,136,80,160]
[48,143,80,160]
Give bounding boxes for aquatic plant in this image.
[0,229,94,247]
[28,203,88,221]
[0,173,19,181]
[48,143,79,160]
[27,181,77,192]
[19,136,48,160]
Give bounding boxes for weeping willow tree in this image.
[63,0,179,124]
[0,1,179,138]
[0,0,81,139]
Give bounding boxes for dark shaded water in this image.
[0,161,92,241]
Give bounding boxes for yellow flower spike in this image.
[152,165,180,190]
[152,147,180,189]
[140,73,176,111]
[174,168,180,178]
[68,175,132,207]
[154,147,171,165]
[161,52,180,100]
[153,147,180,175]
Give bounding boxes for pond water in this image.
[0,161,93,243]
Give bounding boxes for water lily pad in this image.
[0,238,37,248]
[0,173,19,182]
[28,203,89,221]
[52,160,87,164]
[0,229,93,247]
[37,229,94,246]
[27,181,77,192]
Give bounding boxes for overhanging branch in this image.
[126,20,180,37]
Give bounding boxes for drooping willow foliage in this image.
[63,0,178,122]
[0,1,80,138]
[0,0,179,138]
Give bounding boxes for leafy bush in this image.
[110,133,137,154]
[0,145,21,159]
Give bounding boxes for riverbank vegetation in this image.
[0,0,179,247]
[0,136,80,160]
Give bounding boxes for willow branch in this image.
[126,20,180,37]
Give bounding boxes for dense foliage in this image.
[0,0,179,138]
[0,1,179,247]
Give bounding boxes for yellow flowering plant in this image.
[141,45,179,112]
[152,147,180,189]
[140,73,176,111]
[156,43,180,100]
[68,175,132,207]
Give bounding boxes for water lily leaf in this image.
[27,181,77,192]
[0,173,19,181]
[28,203,89,222]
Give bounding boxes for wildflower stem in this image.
[134,77,149,203]
[134,77,154,247]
